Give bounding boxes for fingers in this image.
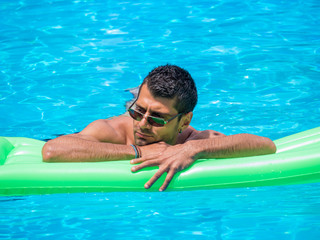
[144,167,176,192]
[130,154,159,164]
[159,170,175,192]
[130,157,144,164]
[131,159,158,172]
[144,168,167,190]
[129,148,186,191]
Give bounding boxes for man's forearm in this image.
[185,134,276,160]
[42,135,135,162]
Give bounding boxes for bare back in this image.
[78,115,225,146]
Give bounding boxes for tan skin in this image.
[42,84,276,191]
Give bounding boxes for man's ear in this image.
[180,112,193,131]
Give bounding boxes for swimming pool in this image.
[1,0,319,239]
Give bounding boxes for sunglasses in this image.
[128,108,183,127]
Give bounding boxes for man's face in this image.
[132,84,181,146]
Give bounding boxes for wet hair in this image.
[141,64,198,113]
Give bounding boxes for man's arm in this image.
[186,133,276,159]
[185,128,276,158]
[42,117,135,162]
[131,131,276,191]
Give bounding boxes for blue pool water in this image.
[1,0,320,239]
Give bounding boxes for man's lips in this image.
[136,132,152,138]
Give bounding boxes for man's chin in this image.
[135,138,151,146]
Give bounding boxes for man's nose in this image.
[138,113,151,129]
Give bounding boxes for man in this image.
[42,64,276,191]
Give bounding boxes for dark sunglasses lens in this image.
[129,109,166,127]
[148,116,165,127]
[129,109,142,120]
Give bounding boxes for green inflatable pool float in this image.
[1,127,320,196]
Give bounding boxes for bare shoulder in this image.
[80,115,133,144]
[180,126,226,143]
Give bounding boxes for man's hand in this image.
[129,133,276,192]
[130,143,195,191]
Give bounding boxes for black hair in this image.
[141,64,198,113]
